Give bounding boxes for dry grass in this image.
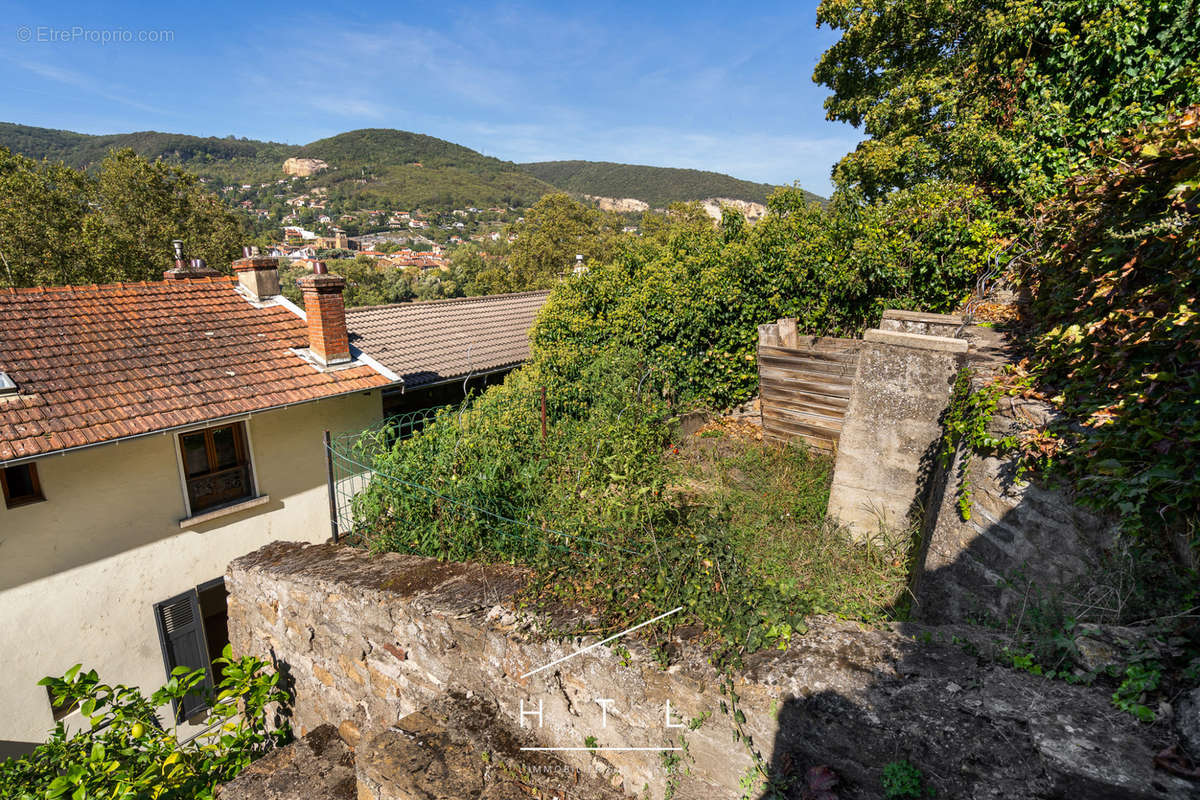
[668,417,912,620]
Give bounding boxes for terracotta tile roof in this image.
[345,290,550,388]
[0,278,390,462]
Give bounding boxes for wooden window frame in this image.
[1,462,45,509]
[174,421,258,517]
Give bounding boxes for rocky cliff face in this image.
[283,157,329,177]
[700,197,767,222]
[583,195,650,213]
[583,194,769,222]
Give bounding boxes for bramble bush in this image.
[0,646,290,800]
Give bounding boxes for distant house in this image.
[283,226,318,241]
[315,231,349,250]
[0,256,393,748]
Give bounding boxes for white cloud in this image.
[4,56,161,115]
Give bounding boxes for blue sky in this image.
[0,1,859,194]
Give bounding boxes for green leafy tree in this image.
[506,193,618,291]
[82,149,244,282]
[0,148,92,287]
[814,0,1200,205]
[0,147,246,287]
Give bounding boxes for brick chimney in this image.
[297,262,351,366]
[162,240,220,280]
[232,247,281,300]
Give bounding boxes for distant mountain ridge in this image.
[0,122,291,171]
[0,123,549,210]
[520,160,823,208]
[0,122,823,211]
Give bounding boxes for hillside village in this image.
[1,3,1199,800]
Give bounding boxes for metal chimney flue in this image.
[314,260,328,275]
[163,239,219,280]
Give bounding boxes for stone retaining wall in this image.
[227,541,1193,799]
[913,396,1119,623]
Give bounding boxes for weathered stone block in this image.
[828,330,965,540]
[215,725,355,800]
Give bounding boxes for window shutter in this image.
[153,589,213,722]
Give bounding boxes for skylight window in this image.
[0,372,16,396]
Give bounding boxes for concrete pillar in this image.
[826,328,968,542]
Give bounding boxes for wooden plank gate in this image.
[757,318,861,453]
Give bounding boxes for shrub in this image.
[881,760,932,798]
[0,647,290,800]
[533,185,999,410]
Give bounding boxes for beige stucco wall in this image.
[0,390,381,744]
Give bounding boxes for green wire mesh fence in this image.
[324,402,642,558]
[326,405,449,545]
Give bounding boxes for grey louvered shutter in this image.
[153,589,213,722]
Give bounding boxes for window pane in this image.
[4,465,35,498]
[180,432,209,477]
[211,426,240,470]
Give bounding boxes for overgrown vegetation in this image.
[1010,108,1200,547]
[939,368,1020,520]
[881,760,933,799]
[534,183,998,410]
[348,349,909,657]
[0,647,289,800]
[674,418,908,618]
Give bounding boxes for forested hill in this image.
[0,122,822,210]
[0,122,292,175]
[0,123,552,210]
[520,160,822,207]
[300,129,510,171]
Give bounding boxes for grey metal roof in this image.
[345,290,551,389]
